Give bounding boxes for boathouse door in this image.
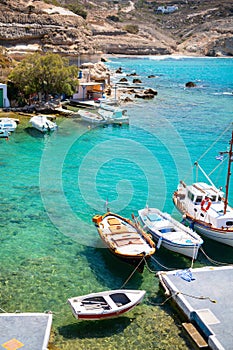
[0,88,3,108]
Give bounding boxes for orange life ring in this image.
[201,197,211,211]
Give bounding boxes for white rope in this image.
[200,247,229,266]
[149,255,190,272]
[120,256,145,289]
[208,155,227,177]
[177,291,216,303]
[196,123,232,163]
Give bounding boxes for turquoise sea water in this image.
[1,56,233,349]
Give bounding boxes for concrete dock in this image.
[158,265,233,350]
[0,313,52,350]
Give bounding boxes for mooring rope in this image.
[149,289,216,307]
[177,291,217,303]
[200,247,229,266]
[148,254,195,272]
[120,256,145,289]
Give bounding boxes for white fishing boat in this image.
[29,115,57,133]
[92,212,155,272]
[0,118,19,132]
[138,207,203,259]
[78,109,106,124]
[173,126,233,247]
[68,289,146,320]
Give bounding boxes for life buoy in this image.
[201,197,211,211]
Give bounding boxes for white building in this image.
[156,5,178,14]
[0,83,10,108]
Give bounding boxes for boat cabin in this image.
[185,182,233,227]
[186,182,223,205]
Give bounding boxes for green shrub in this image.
[67,4,87,19]
[124,24,139,34]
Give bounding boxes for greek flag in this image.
[215,155,224,161]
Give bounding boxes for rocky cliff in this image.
[0,0,233,58]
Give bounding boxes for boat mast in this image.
[223,128,233,214]
[194,161,218,189]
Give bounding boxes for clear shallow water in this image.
[1,56,233,349]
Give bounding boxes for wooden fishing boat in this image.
[92,212,155,271]
[173,126,233,247]
[68,289,146,320]
[138,207,203,259]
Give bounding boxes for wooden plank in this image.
[182,322,208,349]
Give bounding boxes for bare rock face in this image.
[0,0,177,57]
[0,0,95,56]
[176,18,233,56]
[0,0,233,58]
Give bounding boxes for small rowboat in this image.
[68,289,146,320]
[138,207,203,259]
[92,212,155,272]
[78,109,106,124]
[29,115,57,133]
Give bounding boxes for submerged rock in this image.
[185,81,196,88]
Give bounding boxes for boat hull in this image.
[78,110,106,124]
[73,302,139,320]
[103,243,146,273]
[146,228,200,259]
[30,122,57,133]
[29,116,57,133]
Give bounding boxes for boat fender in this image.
[157,237,162,249]
[201,197,211,212]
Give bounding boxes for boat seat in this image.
[107,218,121,226]
[109,226,131,234]
[113,237,143,247]
[146,214,162,222]
[83,304,105,310]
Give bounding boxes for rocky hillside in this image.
[0,0,233,59]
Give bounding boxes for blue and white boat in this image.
[138,207,203,259]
